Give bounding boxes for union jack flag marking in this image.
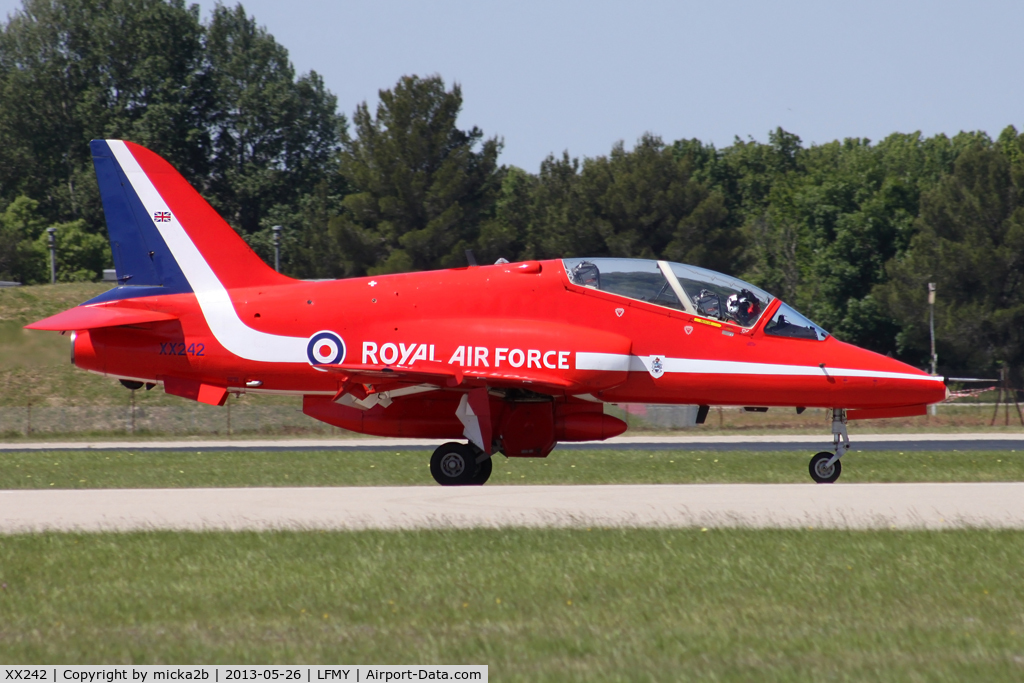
[153,211,172,223]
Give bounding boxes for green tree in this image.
[518,152,592,259]
[204,4,345,235]
[580,134,736,271]
[516,136,739,273]
[38,218,111,281]
[475,166,534,264]
[878,134,1024,376]
[684,128,975,355]
[335,75,503,275]
[675,128,808,298]
[0,0,209,229]
[799,131,990,352]
[0,196,48,283]
[0,196,110,283]
[246,175,350,279]
[0,0,345,280]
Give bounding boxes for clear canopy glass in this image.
[563,257,775,328]
[564,258,684,310]
[666,262,773,327]
[762,303,830,341]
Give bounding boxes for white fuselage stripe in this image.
[576,352,943,383]
[108,141,306,363]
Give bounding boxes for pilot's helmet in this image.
[727,289,761,325]
[572,261,600,288]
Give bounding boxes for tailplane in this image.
[89,139,290,303]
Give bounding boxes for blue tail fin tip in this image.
[87,140,192,304]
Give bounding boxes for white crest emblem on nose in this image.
[684,325,693,335]
[615,308,624,317]
[648,356,665,379]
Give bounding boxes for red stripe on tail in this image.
[123,141,292,290]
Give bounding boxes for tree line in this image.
[1,0,1022,380]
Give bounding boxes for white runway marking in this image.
[3,483,1024,532]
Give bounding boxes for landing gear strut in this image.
[809,409,850,484]
[429,442,493,486]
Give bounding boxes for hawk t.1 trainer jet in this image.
[28,140,947,485]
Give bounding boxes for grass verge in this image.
[0,448,1021,489]
[0,528,1022,680]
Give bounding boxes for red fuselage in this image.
[70,259,943,417]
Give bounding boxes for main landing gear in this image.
[809,409,850,484]
[429,442,493,486]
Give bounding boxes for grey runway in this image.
[3,482,1024,532]
[1,433,1023,452]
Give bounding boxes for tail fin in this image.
[90,139,290,302]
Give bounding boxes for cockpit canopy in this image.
[562,257,829,340]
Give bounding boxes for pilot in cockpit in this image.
[726,289,761,326]
[693,288,761,326]
[571,261,601,289]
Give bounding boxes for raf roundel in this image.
[306,331,346,366]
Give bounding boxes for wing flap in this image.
[25,305,178,331]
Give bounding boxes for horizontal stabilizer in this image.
[25,306,178,331]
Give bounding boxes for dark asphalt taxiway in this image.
[0,434,1021,452]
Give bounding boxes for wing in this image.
[316,360,575,393]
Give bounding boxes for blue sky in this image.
[2,0,1021,170]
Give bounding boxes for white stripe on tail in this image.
[108,140,307,363]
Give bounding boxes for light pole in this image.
[272,225,282,272]
[928,283,937,376]
[46,227,57,284]
[928,282,937,417]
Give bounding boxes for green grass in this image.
[0,529,1022,680]
[1,448,1022,489]
[0,283,122,406]
[0,282,112,323]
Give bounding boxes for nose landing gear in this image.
[429,442,493,486]
[809,452,841,483]
[809,409,850,483]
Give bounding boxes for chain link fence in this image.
[0,403,335,438]
[0,401,1007,439]
[0,402,717,437]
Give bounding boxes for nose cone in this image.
[828,340,946,408]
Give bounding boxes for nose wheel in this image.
[809,452,842,483]
[808,409,850,484]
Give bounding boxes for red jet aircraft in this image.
[28,140,947,484]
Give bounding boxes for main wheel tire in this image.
[809,451,842,484]
[430,442,478,486]
[469,456,493,485]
